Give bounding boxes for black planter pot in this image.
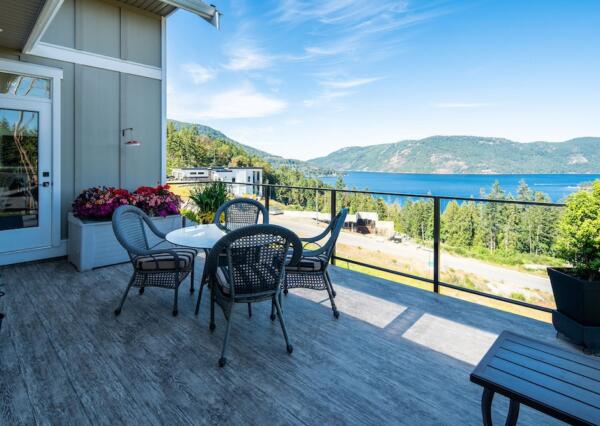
[547,267,600,350]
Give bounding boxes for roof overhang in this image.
[159,0,221,28]
[0,0,220,55]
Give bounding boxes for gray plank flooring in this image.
[0,257,575,425]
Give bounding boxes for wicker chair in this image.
[112,205,198,317]
[199,198,268,318]
[282,208,348,319]
[203,224,301,367]
[213,197,268,231]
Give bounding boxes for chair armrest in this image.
[300,223,332,243]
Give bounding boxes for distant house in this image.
[171,167,263,197]
[171,168,211,181]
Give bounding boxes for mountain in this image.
[169,120,329,174]
[308,136,600,174]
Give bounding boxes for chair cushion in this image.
[215,267,231,294]
[135,250,195,271]
[285,254,328,272]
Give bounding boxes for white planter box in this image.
[68,213,182,271]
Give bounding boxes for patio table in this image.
[166,224,226,251]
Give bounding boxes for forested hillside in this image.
[168,120,329,175]
[309,136,600,173]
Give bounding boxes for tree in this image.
[554,180,600,278]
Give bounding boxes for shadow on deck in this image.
[0,258,569,425]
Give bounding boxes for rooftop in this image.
[0,258,568,425]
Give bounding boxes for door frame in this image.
[0,58,63,260]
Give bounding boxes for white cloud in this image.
[320,76,383,89]
[433,102,492,109]
[168,84,287,120]
[303,90,352,107]
[183,63,216,84]
[224,46,273,71]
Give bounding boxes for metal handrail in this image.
[169,179,565,313]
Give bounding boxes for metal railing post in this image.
[264,185,270,212]
[330,189,337,265]
[433,197,441,293]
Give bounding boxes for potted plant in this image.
[548,180,600,350]
[181,181,229,225]
[68,185,183,271]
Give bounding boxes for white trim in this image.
[23,0,65,54]
[0,240,67,266]
[51,65,62,248]
[160,17,167,184]
[0,58,63,80]
[28,42,162,80]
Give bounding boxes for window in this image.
[0,72,50,99]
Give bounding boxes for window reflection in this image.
[0,72,50,99]
[0,108,39,230]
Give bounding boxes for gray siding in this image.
[76,0,121,58]
[42,0,75,48]
[1,0,164,241]
[75,65,121,189]
[121,9,162,67]
[42,0,162,67]
[120,74,162,188]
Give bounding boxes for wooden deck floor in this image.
[0,258,575,425]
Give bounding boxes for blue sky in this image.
[167,0,600,160]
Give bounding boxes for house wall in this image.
[0,0,163,240]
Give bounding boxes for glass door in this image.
[0,97,52,252]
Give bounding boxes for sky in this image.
[166,0,600,160]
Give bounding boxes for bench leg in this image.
[481,389,520,426]
[506,399,520,426]
[482,388,494,426]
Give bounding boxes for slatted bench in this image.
[470,331,600,425]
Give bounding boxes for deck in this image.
[0,258,572,425]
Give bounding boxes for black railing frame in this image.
[170,180,563,313]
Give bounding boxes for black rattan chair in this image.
[112,205,198,317]
[282,208,348,319]
[203,224,301,367]
[209,197,268,318]
[214,197,268,231]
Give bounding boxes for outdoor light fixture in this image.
[122,127,141,147]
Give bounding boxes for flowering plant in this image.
[130,184,182,217]
[72,185,181,220]
[72,187,131,220]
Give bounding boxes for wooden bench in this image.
[470,331,600,425]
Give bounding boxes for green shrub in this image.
[187,182,229,224]
[555,180,600,280]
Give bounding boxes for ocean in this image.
[320,172,600,203]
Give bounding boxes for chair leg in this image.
[325,270,337,298]
[172,286,179,317]
[209,289,216,331]
[115,275,135,316]
[219,304,234,367]
[189,259,195,294]
[274,294,293,354]
[270,300,276,321]
[195,281,206,316]
[324,272,339,319]
[247,303,252,318]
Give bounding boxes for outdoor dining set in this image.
[111,198,348,367]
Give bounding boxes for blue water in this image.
[321,173,600,203]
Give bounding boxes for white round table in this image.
[166,224,226,250]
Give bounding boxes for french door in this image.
[0,96,52,252]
